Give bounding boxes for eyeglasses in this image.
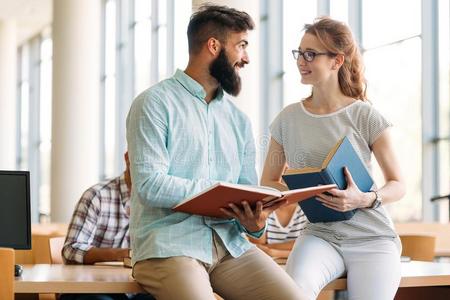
[292,49,335,62]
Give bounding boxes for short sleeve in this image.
[269,111,284,145]
[367,106,392,146]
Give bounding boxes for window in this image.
[362,0,423,221]
[282,0,317,107]
[17,45,30,171]
[437,0,450,222]
[16,28,53,223]
[39,30,53,221]
[102,0,117,179]
[330,0,348,23]
[101,0,191,178]
[134,0,151,95]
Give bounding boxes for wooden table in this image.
[324,261,450,290]
[15,264,144,293]
[14,261,450,293]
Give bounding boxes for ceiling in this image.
[0,0,52,44]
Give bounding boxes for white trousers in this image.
[285,234,401,300]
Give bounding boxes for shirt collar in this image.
[174,69,224,103]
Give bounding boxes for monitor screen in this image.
[0,170,31,249]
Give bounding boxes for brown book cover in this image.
[172,182,336,218]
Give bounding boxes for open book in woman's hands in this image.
[172,182,336,218]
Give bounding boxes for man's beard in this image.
[209,49,243,96]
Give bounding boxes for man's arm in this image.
[83,247,129,265]
[62,190,113,264]
[126,93,217,209]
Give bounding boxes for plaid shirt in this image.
[62,174,130,264]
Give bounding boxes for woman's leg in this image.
[343,239,401,300]
[285,235,346,300]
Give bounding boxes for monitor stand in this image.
[15,264,23,277]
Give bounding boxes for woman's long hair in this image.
[304,17,368,101]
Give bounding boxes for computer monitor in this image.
[0,170,31,250]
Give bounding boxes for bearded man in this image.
[126,5,306,300]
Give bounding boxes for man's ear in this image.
[206,37,221,56]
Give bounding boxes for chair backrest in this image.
[395,222,450,256]
[0,248,15,300]
[49,236,66,264]
[400,234,436,261]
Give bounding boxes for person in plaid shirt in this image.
[61,153,154,300]
[62,152,132,264]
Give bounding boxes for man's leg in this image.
[210,246,307,300]
[133,256,216,300]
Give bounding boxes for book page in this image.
[321,137,345,168]
[284,166,321,175]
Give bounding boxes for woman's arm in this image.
[255,245,292,258]
[318,129,406,210]
[369,129,406,205]
[261,138,289,191]
[250,236,295,258]
[262,240,296,251]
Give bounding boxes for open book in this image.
[172,182,336,218]
[282,136,374,223]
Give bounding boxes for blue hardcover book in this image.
[282,136,374,223]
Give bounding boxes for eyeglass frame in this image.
[291,49,336,62]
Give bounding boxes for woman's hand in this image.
[220,199,287,233]
[316,167,371,211]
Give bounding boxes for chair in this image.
[395,222,450,258]
[49,236,65,264]
[0,248,15,300]
[400,235,436,261]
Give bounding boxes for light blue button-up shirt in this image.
[126,69,260,264]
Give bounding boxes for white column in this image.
[0,20,17,169]
[51,0,101,222]
[191,0,261,171]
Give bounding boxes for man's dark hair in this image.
[187,4,255,54]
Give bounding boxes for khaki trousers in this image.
[133,233,306,300]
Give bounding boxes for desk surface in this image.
[325,261,450,290]
[15,264,144,293]
[15,261,450,293]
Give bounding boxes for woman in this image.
[261,17,405,300]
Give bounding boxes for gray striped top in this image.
[270,100,400,248]
[267,206,306,244]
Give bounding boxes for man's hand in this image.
[220,199,287,233]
